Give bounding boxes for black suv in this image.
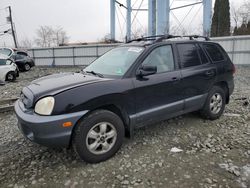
[15,35,235,163]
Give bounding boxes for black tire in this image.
[6,71,16,82]
[24,63,31,71]
[72,110,124,163]
[200,86,226,120]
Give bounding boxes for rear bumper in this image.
[14,100,88,148]
[228,79,234,96]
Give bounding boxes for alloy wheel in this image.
[86,122,117,155]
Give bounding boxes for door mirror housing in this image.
[136,65,157,77]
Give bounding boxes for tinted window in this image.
[197,45,209,64]
[142,45,174,73]
[15,54,26,60]
[203,43,224,62]
[0,59,7,65]
[16,51,28,56]
[177,44,201,68]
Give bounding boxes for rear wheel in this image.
[72,110,124,163]
[200,86,225,120]
[24,63,31,71]
[6,71,16,82]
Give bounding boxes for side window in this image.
[15,54,25,60]
[0,59,6,65]
[141,45,174,73]
[17,52,28,56]
[177,43,201,68]
[197,45,209,64]
[202,43,224,62]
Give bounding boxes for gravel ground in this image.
[0,66,249,188]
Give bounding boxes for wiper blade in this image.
[85,70,104,78]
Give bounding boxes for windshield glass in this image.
[84,47,144,77]
[0,48,13,57]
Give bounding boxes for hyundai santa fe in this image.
[15,35,235,163]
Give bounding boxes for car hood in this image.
[26,72,109,99]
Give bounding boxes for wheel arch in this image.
[68,104,131,148]
[5,71,15,81]
[214,81,229,104]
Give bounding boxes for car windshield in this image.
[0,48,13,57]
[84,46,144,77]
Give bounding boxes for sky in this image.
[0,0,246,47]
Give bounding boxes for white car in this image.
[0,54,19,84]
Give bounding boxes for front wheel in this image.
[6,71,16,82]
[72,110,124,163]
[200,86,226,120]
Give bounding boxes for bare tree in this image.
[131,27,147,39]
[19,38,33,49]
[231,2,250,27]
[231,3,240,28]
[35,26,54,47]
[35,26,69,47]
[239,2,250,24]
[53,26,69,46]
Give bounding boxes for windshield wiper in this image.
[85,70,104,78]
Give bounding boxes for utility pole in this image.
[7,6,18,48]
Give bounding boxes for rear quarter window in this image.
[202,43,225,62]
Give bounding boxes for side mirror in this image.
[136,65,157,77]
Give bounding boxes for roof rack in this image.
[126,34,210,43]
[185,35,210,41]
[126,35,167,43]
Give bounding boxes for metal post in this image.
[203,0,212,37]
[96,45,99,58]
[52,48,55,67]
[8,6,18,48]
[126,0,132,40]
[231,38,235,63]
[148,0,156,36]
[110,0,116,41]
[72,47,75,66]
[156,0,170,35]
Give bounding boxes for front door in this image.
[132,45,183,126]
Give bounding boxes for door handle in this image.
[205,70,215,77]
[171,77,180,81]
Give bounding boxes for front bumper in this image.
[15,68,19,77]
[14,100,88,148]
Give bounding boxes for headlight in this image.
[34,97,55,115]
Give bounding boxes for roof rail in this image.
[184,35,210,41]
[126,34,210,43]
[126,35,166,43]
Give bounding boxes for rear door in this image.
[132,44,183,126]
[176,42,217,111]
